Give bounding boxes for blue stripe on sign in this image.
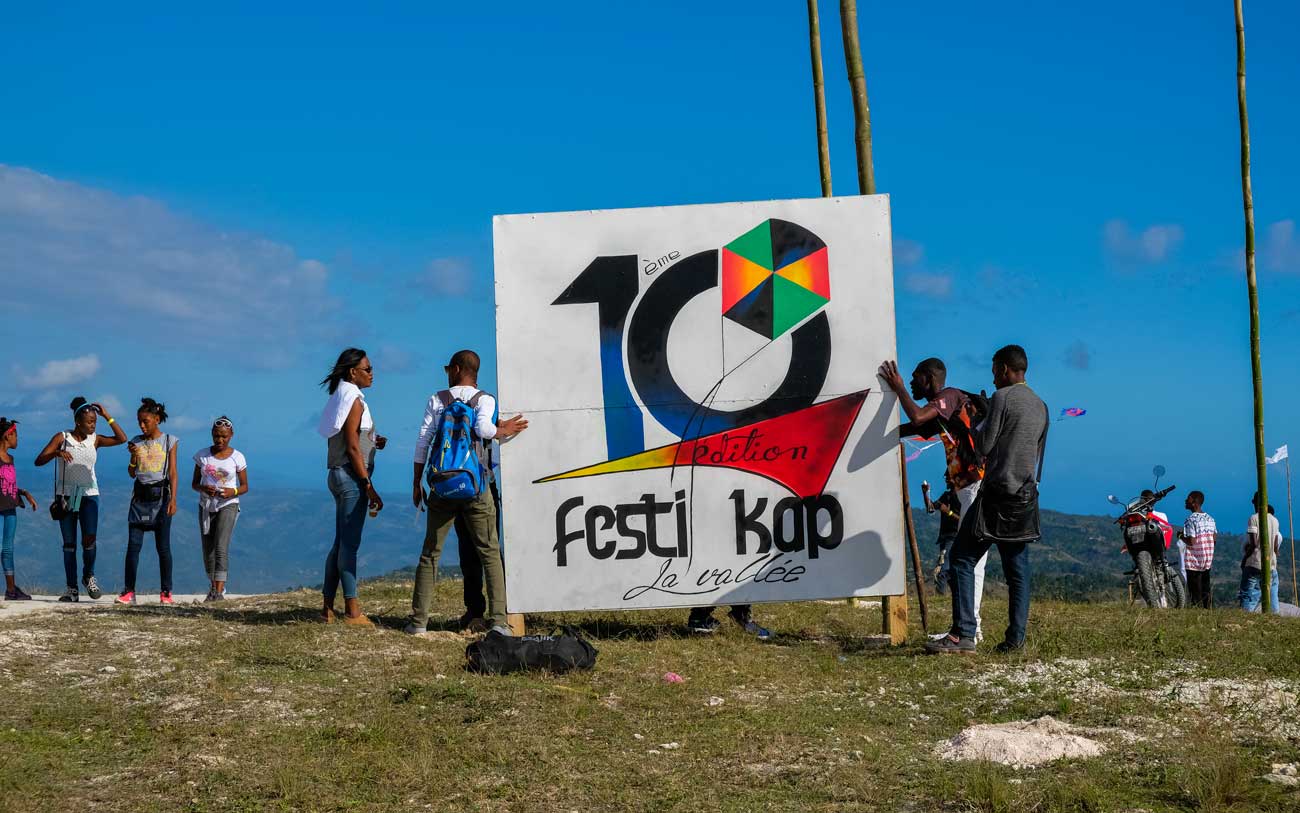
[599,323,644,459]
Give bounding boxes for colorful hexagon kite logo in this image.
[721,219,829,340]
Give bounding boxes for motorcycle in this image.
[1107,475,1187,609]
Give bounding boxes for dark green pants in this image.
[408,491,507,628]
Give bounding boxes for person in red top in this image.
[879,357,990,639]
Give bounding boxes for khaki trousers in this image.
[408,491,507,628]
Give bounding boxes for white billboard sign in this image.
[494,195,904,612]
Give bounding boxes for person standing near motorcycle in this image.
[925,345,1048,655]
[1179,491,1217,608]
[1241,493,1282,614]
[879,357,989,638]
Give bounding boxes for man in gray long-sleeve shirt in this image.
[926,345,1048,656]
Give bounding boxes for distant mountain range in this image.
[8,488,1292,605]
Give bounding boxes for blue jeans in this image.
[1,509,15,575]
[125,512,173,593]
[1238,566,1280,613]
[949,515,1033,643]
[58,495,99,589]
[324,467,368,602]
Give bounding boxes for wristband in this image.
[107,418,115,425]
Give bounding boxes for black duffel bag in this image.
[465,627,598,675]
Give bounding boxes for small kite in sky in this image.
[902,437,943,462]
[1058,407,1086,421]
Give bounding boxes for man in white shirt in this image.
[404,350,527,636]
[1241,492,1282,614]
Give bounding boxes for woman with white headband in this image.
[191,416,248,601]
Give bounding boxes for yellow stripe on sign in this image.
[536,445,679,483]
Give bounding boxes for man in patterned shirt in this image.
[879,357,989,638]
[1178,490,1217,608]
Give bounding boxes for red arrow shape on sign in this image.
[536,389,869,499]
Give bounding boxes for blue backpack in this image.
[425,390,488,501]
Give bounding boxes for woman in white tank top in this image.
[33,397,128,601]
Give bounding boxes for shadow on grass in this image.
[102,604,329,626]
[530,615,686,642]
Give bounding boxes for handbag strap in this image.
[1035,403,1049,484]
[54,432,68,497]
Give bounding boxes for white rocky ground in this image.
[0,593,253,620]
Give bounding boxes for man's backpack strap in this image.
[436,390,453,409]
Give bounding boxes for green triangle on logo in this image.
[723,221,773,271]
[771,274,829,337]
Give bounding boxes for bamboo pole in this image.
[807,0,832,197]
[839,0,875,195]
[1288,458,1297,603]
[1235,0,1271,612]
[899,445,930,632]
[835,0,907,638]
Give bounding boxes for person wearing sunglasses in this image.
[317,348,386,624]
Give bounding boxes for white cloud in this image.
[0,165,340,358]
[1261,219,1300,273]
[166,415,205,432]
[94,395,126,417]
[410,257,473,297]
[1103,219,1184,264]
[15,354,101,390]
[893,238,924,267]
[373,343,415,374]
[901,271,953,298]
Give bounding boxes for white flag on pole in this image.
[1266,444,1289,464]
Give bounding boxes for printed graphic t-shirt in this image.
[0,459,19,511]
[193,448,247,512]
[130,434,178,484]
[931,387,984,490]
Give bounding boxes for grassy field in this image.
[2,578,1298,812]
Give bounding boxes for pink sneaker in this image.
[159,591,174,605]
[115,591,136,605]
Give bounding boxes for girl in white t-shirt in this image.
[190,417,248,601]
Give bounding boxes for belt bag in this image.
[129,434,172,525]
[973,481,1040,543]
[129,481,170,526]
[133,479,169,503]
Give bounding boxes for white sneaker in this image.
[489,624,514,637]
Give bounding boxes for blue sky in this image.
[3,1,1299,524]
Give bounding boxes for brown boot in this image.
[342,597,372,626]
[320,599,337,623]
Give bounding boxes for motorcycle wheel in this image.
[1165,566,1188,609]
[1134,550,1160,608]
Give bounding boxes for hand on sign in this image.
[878,360,905,395]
